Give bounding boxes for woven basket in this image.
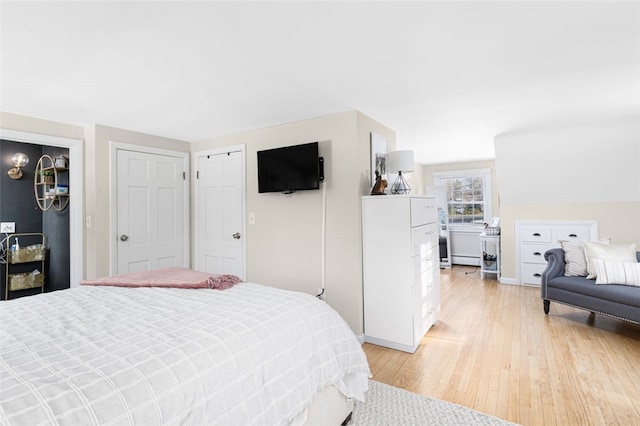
[9,244,46,264]
[9,272,45,291]
[484,227,500,236]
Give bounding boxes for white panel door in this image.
[117,149,187,273]
[196,150,245,279]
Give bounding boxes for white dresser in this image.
[516,220,598,286]
[362,195,440,353]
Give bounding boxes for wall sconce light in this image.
[389,150,414,195]
[7,153,29,180]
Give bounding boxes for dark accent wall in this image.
[42,146,70,292]
[0,140,70,298]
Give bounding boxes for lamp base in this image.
[390,172,411,195]
[7,167,23,180]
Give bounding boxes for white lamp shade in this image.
[389,150,414,173]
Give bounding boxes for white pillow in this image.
[583,241,637,279]
[560,238,610,277]
[592,258,640,286]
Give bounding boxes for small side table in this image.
[479,231,500,281]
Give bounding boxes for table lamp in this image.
[389,150,414,194]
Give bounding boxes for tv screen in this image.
[257,142,323,193]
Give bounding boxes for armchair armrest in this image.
[541,248,565,299]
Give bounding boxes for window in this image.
[434,169,492,227]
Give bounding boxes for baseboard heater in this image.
[451,255,481,266]
[450,228,482,266]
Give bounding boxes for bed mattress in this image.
[0,283,370,425]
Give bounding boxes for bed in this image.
[0,277,370,425]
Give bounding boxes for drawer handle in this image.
[532,233,541,237]
[533,252,542,256]
[568,233,578,238]
[425,231,433,235]
[533,273,542,278]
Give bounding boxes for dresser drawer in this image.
[522,243,557,264]
[521,263,546,286]
[425,222,438,247]
[411,198,436,227]
[412,223,439,257]
[552,226,592,242]
[521,226,552,243]
[412,225,428,257]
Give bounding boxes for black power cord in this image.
[464,266,479,275]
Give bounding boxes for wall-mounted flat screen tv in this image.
[257,142,324,193]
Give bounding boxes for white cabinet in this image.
[516,221,598,286]
[362,195,440,353]
[479,232,500,281]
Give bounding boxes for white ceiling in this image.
[1,1,638,165]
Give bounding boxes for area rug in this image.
[349,380,518,425]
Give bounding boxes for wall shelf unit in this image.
[34,155,69,211]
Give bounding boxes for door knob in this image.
[120,234,129,241]
[232,232,241,240]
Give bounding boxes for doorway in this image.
[0,129,83,292]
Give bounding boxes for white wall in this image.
[192,110,396,333]
[494,117,640,280]
[1,111,84,141]
[495,118,640,204]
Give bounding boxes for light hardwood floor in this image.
[363,266,640,426]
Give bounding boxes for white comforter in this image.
[0,283,370,425]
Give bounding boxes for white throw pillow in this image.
[592,258,640,286]
[560,238,610,277]
[583,241,637,280]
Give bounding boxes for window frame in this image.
[433,168,492,229]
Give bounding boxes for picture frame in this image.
[370,132,388,186]
[489,217,501,228]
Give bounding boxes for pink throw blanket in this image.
[80,267,242,290]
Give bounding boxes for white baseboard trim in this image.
[364,335,416,353]
[500,277,518,285]
[356,334,365,345]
